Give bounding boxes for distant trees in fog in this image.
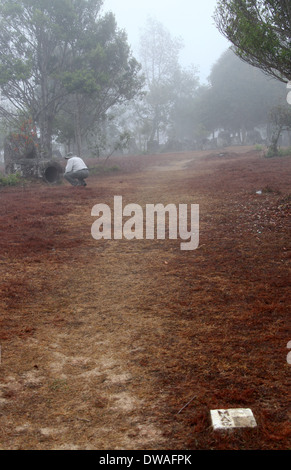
[191,49,287,147]
[126,44,287,152]
[0,2,289,159]
[120,20,288,154]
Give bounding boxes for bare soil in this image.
[0,147,290,450]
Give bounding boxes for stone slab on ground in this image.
[210,408,257,430]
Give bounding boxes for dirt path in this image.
[0,148,290,450]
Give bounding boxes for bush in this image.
[0,173,22,187]
[265,147,291,158]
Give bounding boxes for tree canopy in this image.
[0,0,142,158]
[138,18,185,144]
[185,48,287,147]
[208,48,286,132]
[214,0,291,83]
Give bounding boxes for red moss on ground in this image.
[0,148,290,450]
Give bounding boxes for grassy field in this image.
[0,147,290,450]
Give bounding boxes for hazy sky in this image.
[102,0,230,83]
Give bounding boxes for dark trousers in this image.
[64,169,89,186]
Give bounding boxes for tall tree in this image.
[59,11,143,155]
[0,0,84,157]
[167,66,200,143]
[138,18,184,144]
[192,48,286,140]
[214,0,291,83]
[0,0,142,158]
[268,105,291,153]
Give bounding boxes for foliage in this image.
[87,126,131,159]
[0,0,142,158]
[8,118,38,156]
[57,9,143,155]
[0,172,22,186]
[265,146,291,157]
[137,18,186,144]
[167,66,200,142]
[267,105,291,154]
[192,48,286,138]
[214,0,291,82]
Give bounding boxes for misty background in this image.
[103,0,230,83]
[0,0,289,166]
[99,0,289,155]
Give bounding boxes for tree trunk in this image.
[39,114,53,159]
[74,94,82,157]
[38,29,53,160]
[269,126,283,154]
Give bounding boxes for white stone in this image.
[210,408,257,430]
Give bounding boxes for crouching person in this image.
[64,152,89,187]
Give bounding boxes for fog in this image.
[102,0,230,83]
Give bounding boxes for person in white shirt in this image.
[64,152,89,187]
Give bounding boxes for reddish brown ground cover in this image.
[0,147,290,450]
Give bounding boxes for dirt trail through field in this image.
[0,148,290,450]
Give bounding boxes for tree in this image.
[268,105,291,154]
[0,0,142,159]
[59,12,143,156]
[168,66,200,144]
[0,0,84,158]
[138,18,184,145]
[214,0,291,83]
[192,48,286,142]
